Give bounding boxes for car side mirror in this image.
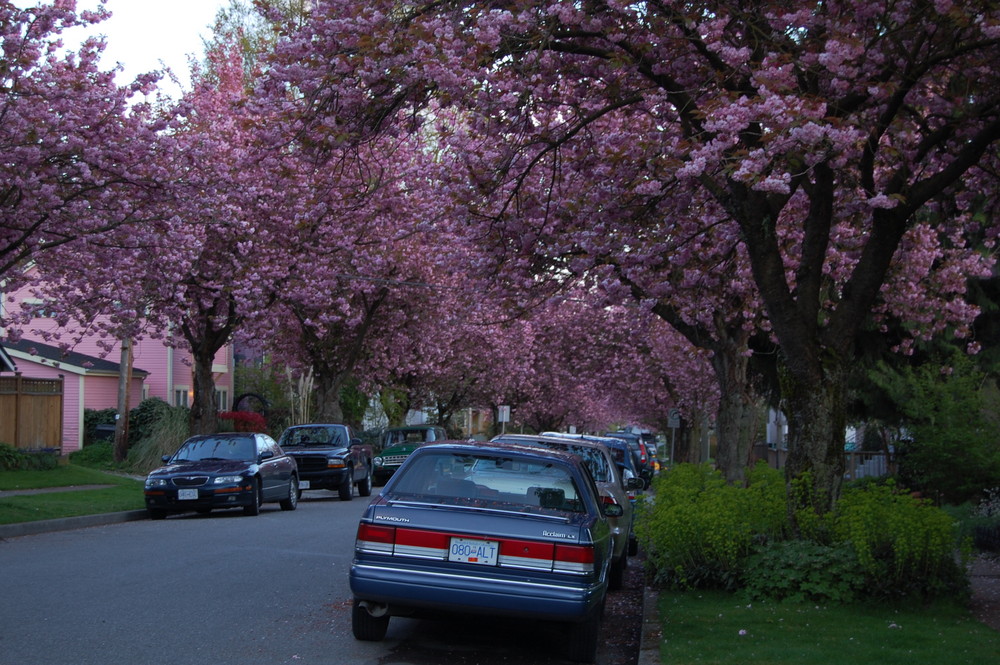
[625,477,644,491]
[162,455,171,463]
[350,438,362,447]
[258,450,275,461]
[603,502,624,518]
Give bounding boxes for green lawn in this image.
[0,465,145,524]
[657,591,999,665]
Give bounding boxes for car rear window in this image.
[389,451,586,513]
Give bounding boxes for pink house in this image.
[1,281,234,454]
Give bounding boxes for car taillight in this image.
[553,543,595,574]
[355,523,595,575]
[601,494,619,506]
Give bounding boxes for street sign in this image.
[668,408,681,429]
[498,405,510,423]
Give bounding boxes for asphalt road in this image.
[0,491,646,665]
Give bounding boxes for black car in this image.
[277,424,373,500]
[144,432,299,519]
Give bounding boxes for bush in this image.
[83,408,118,445]
[0,443,59,470]
[744,540,866,604]
[832,480,966,599]
[127,398,173,448]
[68,441,118,470]
[126,404,191,473]
[970,488,1000,553]
[218,410,267,432]
[637,463,786,590]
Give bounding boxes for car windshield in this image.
[389,451,586,514]
[384,429,432,446]
[172,437,255,462]
[280,427,346,447]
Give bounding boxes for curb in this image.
[0,510,148,539]
[637,587,661,665]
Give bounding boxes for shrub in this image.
[637,463,786,590]
[744,540,866,604]
[127,397,173,447]
[0,443,59,470]
[83,408,118,445]
[126,405,191,473]
[68,441,118,470]
[218,410,267,432]
[833,480,966,599]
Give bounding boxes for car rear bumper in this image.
[349,559,605,622]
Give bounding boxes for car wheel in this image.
[338,474,354,501]
[147,508,167,520]
[352,599,389,641]
[357,466,373,497]
[243,477,262,516]
[608,553,626,591]
[280,475,299,511]
[565,603,603,663]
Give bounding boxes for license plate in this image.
[299,480,310,490]
[448,537,499,565]
[178,489,198,500]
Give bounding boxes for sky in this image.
[67,0,230,97]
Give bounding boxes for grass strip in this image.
[657,591,999,665]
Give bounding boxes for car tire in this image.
[280,475,299,511]
[352,599,389,641]
[565,603,603,663]
[147,508,167,520]
[243,477,262,516]
[609,553,626,591]
[628,533,638,557]
[338,475,354,501]
[357,466,373,497]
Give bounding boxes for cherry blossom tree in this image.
[263,0,1000,515]
[0,2,166,308]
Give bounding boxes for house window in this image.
[215,388,229,411]
[174,388,189,407]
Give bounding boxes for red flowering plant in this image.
[218,411,267,433]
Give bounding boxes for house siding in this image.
[1,272,236,454]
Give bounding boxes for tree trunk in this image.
[189,349,218,435]
[782,361,847,517]
[314,372,346,423]
[710,340,758,484]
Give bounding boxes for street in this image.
[0,492,641,665]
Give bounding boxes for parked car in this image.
[372,425,448,485]
[349,441,620,663]
[144,432,299,519]
[603,431,654,487]
[498,432,642,582]
[277,423,373,501]
[542,431,646,505]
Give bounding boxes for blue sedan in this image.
[349,441,621,663]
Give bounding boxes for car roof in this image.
[417,440,587,466]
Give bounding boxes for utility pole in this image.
[114,338,132,462]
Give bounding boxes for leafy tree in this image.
[870,350,1000,503]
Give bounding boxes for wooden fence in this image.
[0,373,64,451]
